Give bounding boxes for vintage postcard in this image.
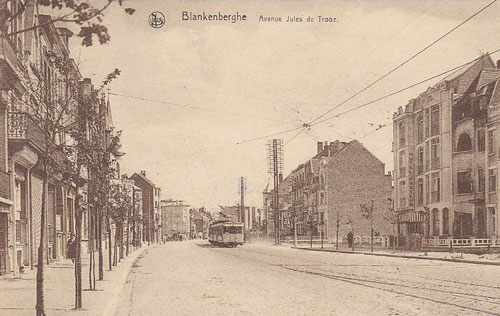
[1,1,499,315]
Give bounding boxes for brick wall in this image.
[325,141,393,240]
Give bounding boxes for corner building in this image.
[393,54,500,246]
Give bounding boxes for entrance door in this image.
[0,213,7,275]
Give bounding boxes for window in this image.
[478,130,485,152]
[490,169,497,192]
[457,171,473,194]
[399,121,406,147]
[432,209,440,236]
[417,178,424,206]
[399,181,406,207]
[431,173,440,203]
[425,108,430,138]
[417,147,424,175]
[426,175,430,204]
[417,115,424,143]
[399,150,406,178]
[456,133,472,152]
[478,169,485,192]
[489,130,495,154]
[431,105,440,136]
[442,208,449,235]
[431,138,440,169]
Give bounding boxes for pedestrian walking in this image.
[66,234,76,263]
[347,231,353,249]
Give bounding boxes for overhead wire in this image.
[236,1,498,146]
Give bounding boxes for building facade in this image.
[393,54,500,247]
[0,2,116,275]
[130,171,161,244]
[161,199,190,240]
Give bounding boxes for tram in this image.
[208,220,244,247]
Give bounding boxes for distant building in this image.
[130,171,161,244]
[219,205,258,231]
[271,140,392,242]
[161,199,190,239]
[263,175,292,237]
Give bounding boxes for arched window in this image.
[457,133,472,152]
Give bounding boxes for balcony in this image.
[8,112,66,167]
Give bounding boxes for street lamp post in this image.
[423,205,430,256]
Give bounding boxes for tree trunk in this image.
[97,204,103,280]
[113,225,118,266]
[120,223,124,260]
[74,171,83,309]
[107,213,112,271]
[126,207,130,256]
[35,171,48,316]
[88,206,93,290]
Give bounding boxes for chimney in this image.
[140,170,146,177]
[279,173,283,183]
[317,142,323,154]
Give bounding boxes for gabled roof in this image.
[130,172,155,187]
[325,139,384,169]
[436,54,495,87]
[477,68,500,89]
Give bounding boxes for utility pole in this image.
[267,139,283,245]
[240,177,245,225]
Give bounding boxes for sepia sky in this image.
[68,1,500,210]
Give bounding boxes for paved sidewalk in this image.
[0,244,151,316]
[294,243,500,266]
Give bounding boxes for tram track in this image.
[211,245,500,315]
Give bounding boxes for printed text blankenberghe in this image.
[182,11,247,23]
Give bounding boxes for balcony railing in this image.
[8,112,66,167]
[8,112,27,138]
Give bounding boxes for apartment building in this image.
[393,54,500,246]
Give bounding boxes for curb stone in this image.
[294,247,500,266]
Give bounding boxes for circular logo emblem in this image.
[149,11,165,28]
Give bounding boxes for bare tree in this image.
[382,198,397,253]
